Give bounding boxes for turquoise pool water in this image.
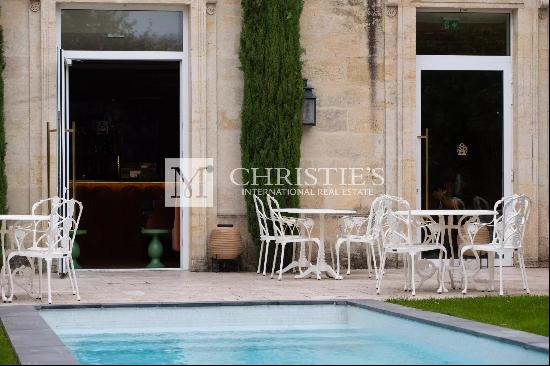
[40,305,548,365]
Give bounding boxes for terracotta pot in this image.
[208,227,242,260]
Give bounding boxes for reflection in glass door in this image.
[420,70,503,210]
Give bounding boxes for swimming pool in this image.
[40,304,548,365]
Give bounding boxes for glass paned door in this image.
[416,55,512,265]
[420,70,503,210]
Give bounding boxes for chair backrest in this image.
[378,195,415,248]
[365,194,394,240]
[337,216,369,237]
[493,194,530,249]
[252,194,271,239]
[37,197,83,255]
[266,194,285,238]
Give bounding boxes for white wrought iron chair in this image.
[5,197,83,304]
[460,194,531,296]
[334,195,387,279]
[376,195,447,296]
[266,194,319,280]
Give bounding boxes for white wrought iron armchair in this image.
[460,194,531,296]
[5,197,83,304]
[334,195,387,280]
[266,194,319,280]
[376,195,447,296]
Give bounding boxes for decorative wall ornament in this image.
[457,143,468,156]
[206,1,217,15]
[30,0,41,12]
[386,6,398,17]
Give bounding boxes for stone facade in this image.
[0,0,548,270]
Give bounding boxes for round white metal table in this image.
[0,214,50,302]
[395,209,497,290]
[277,208,356,279]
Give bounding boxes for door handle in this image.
[417,128,429,209]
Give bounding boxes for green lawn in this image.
[388,295,549,337]
[0,324,17,365]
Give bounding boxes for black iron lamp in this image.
[302,79,316,126]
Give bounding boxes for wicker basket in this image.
[208,227,243,260]
[458,224,491,257]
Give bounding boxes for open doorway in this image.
[68,60,180,268]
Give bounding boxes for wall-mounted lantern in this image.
[302,79,316,126]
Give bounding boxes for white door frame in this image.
[56,9,190,270]
[416,55,513,266]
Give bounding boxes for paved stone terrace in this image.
[1,267,548,305]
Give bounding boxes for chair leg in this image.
[38,259,43,300]
[278,244,286,281]
[498,252,504,296]
[257,240,265,274]
[6,254,15,303]
[518,252,530,294]
[262,242,270,276]
[335,239,342,278]
[366,244,373,279]
[46,259,52,304]
[65,258,76,295]
[460,247,469,295]
[291,242,297,273]
[377,252,386,294]
[371,244,379,280]
[346,240,351,275]
[70,257,81,301]
[271,244,279,279]
[437,249,446,294]
[410,253,416,296]
[403,255,410,291]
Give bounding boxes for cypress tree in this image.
[239,0,304,241]
[0,29,7,214]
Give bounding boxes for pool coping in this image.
[1,300,548,365]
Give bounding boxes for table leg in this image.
[295,214,339,280]
[415,215,449,292]
[488,252,495,291]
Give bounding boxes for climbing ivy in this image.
[0,29,7,214]
[239,0,304,240]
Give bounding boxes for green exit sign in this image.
[442,18,460,31]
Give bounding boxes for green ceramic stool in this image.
[141,228,170,268]
[70,229,87,269]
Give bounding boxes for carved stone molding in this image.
[539,9,548,19]
[30,0,41,12]
[386,6,398,17]
[206,1,217,15]
[385,0,398,17]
